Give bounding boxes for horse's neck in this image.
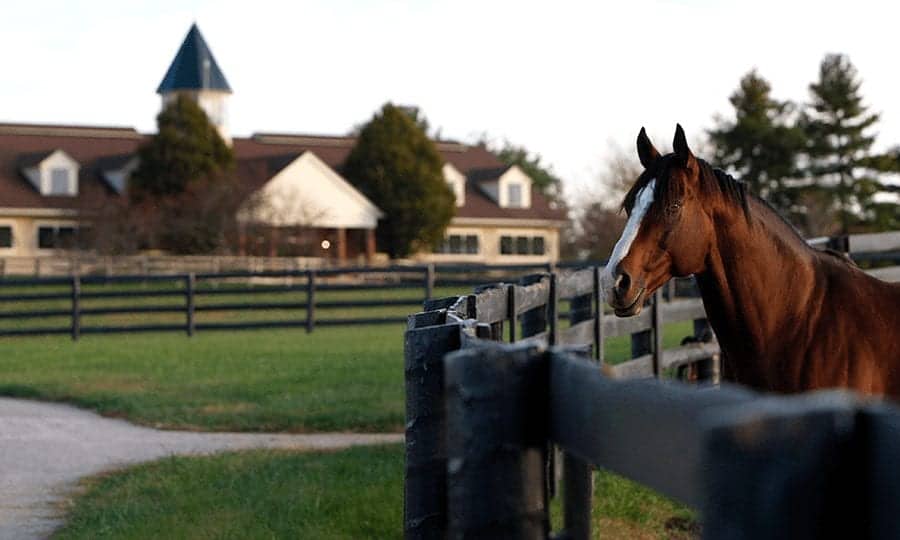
[694,200,819,378]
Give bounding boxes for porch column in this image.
[365,229,376,262]
[268,227,279,257]
[336,227,347,262]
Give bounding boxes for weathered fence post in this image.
[507,283,517,343]
[560,294,596,540]
[70,274,81,341]
[651,289,663,378]
[693,317,719,383]
[185,273,196,337]
[444,342,549,539]
[306,270,316,333]
[424,264,436,302]
[404,303,466,540]
[519,274,548,339]
[592,266,605,365]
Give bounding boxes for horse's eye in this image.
[667,201,683,213]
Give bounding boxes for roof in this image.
[467,166,511,183]
[0,123,567,223]
[157,24,232,94]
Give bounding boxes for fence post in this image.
[548,273,558,346]
[592,266,605,365]
[651,290,663,378]
[185,273,196,337]
[424,264,435,302]
[404,316,465,540]
[693,317,719,383]
[507,283,517,342]
[70,274,81,341]
[444,343,549,538]
[306,270,316,333]
[519,274,548,339]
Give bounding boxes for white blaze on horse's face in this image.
[603,179,656,290]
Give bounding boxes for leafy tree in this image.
[800,54,896,234]
[493,141,564,203]
[343,103,455,258]
[708,70,805,216]
[567,143,637,261]
[130,94,234,198]
[128,94,240,253]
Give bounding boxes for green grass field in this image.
[54,444,696,540]
[0,320,695,433]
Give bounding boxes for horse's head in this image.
[603,125,718,316]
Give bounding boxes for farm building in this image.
[0,24,566,264]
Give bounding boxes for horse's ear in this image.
[673,124,697,170]
[636,127,660,169]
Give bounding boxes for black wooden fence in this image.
[0,263,597,339]
[445,342,900,539]
[403,258,900,539]
[404,267,720,539]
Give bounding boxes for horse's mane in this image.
[621,155,750,222]
[620,154,858,268]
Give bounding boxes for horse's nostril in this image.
[615,271,632,296]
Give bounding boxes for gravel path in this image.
[0,398,403,540]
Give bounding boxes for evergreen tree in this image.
[343,103,455,258]
[130,94,234,199]
[708,70,804,216]
[801,53,893,233]
[128,94,239,253]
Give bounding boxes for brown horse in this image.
[603,125,900,398]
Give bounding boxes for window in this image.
[507,183,522,207]
[516,236,530,255]
[449,235,462,254]
[500,236,513,255]
[0,226,11,248]
[38,227,55,249]
[465,235,479,254]
[49,168,71,195]
[532,236,545,255]
[37,225,80,250]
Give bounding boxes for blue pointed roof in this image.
[157,24,232,94]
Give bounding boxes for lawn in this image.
[54,444,696,540]
[0,325,407,432]
[0,318,698,433]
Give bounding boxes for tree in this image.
[493,141,565,203]
[567,143,638,261]
[127,94,240,253]
[800,54,895,234]
[343,103,455,258]
[130,94,234,198]
[708,70,805,217]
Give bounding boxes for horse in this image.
[602,125,900,398]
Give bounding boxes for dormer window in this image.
[50,168,72,195]
[507,183,523,207]
[20,149,79,196]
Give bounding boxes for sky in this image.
[2,0,900,202]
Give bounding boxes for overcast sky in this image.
[2,0,899,200]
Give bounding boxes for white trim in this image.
[0,207,79,217]
[603,179,656,286]
[451,216,565,228]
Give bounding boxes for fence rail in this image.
[443,342,900,539]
